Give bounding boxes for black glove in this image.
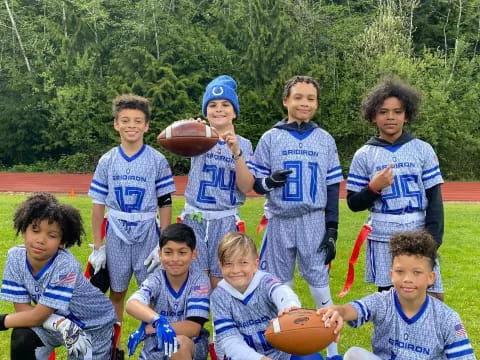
[265,169,293,189]
[318,228,337,265]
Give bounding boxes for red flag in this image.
[256,214,268,234]
[208,343,218,360]
[338,223,372,297]
[236,219,246,233]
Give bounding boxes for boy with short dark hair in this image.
[88,94,176,356]
[252,75,343,360]
[320,230,476,360]
[126,223,210,360]
[0,193,116,359]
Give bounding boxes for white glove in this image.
[144,245,160,273]
[88,244,106,275]
[43,314,91,357]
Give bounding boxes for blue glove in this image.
[152,315,178,356]
[127,322,147,357]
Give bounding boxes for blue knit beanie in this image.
[202,75,240,117]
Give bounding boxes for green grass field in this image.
[0,194,478,359]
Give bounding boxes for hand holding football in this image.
[265,308,336,355]
[157,120,219,157]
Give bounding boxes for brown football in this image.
[265,308,335,355]
[157,120,219,157]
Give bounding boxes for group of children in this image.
[0,75,476,360]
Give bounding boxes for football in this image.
[265,308,335,356]
[157,120,219,157]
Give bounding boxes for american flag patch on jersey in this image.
[193,284,209,296]
[455,323,466,337]
[265,276,280,286]
[56,273,77,285]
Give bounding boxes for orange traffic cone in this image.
[69,189,76,198]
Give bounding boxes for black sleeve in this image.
[186,316,208,327]
[325,183,340,229]
[157,193,172,207]
[425,184,444,247]
[346,188,381,212]
[253,177,268,195]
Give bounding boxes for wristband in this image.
[232,149,243,160]
[0,314,8,331]
[262,177,273,192]
[43,313,64,331]
[368,182,381,195]
[149,314,160,326]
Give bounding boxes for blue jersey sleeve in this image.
[155,154,175,197]
[252,131,273,177]
[421,143,443,190]
[443,311,476,359]
[89,152,111,202]
[326,136,343,186]
[0,247,30,304]
[185,272,210,320]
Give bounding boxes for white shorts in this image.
[259,210,330,288]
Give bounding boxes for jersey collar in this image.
[163,270,189,299]
[217,270,266,304]
[118,144,146,162]
[394,289,429,324]
[26,250,60,281]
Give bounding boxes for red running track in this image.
[0,173,479,201]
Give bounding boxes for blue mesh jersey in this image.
[347,138,443,242]
[348,289,476,360]
[1,246,116,330]
[212,271,291,360]
[88,144,175,243]
[130,269,210,358]
[252,125,343,217]
[184,137,255,210]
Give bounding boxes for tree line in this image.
[1,0,479,180]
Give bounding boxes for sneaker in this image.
[326,355,343,360]
[290,354,324,360]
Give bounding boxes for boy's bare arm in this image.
[13,303,34,312]
[170,319,202,338]
[222,130,254,193]
[234,159,255,194]
[158,204,172,231]
[91,203,105,249]
[126,299,158,324]
[4,303,53,328]
[127,299,202,338]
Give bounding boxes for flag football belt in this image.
[107,208,157,222]
[106,209,157,244]
[179,203,239,222]
[370,211,424,224]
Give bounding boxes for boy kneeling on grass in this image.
[125,223,210,359]
[211,232,303,360]
[0,193,116,359]
[320,230,476,360]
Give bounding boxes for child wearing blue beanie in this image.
[202,75,240,117]
[144,74,255,293]
[182,74,256,358]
